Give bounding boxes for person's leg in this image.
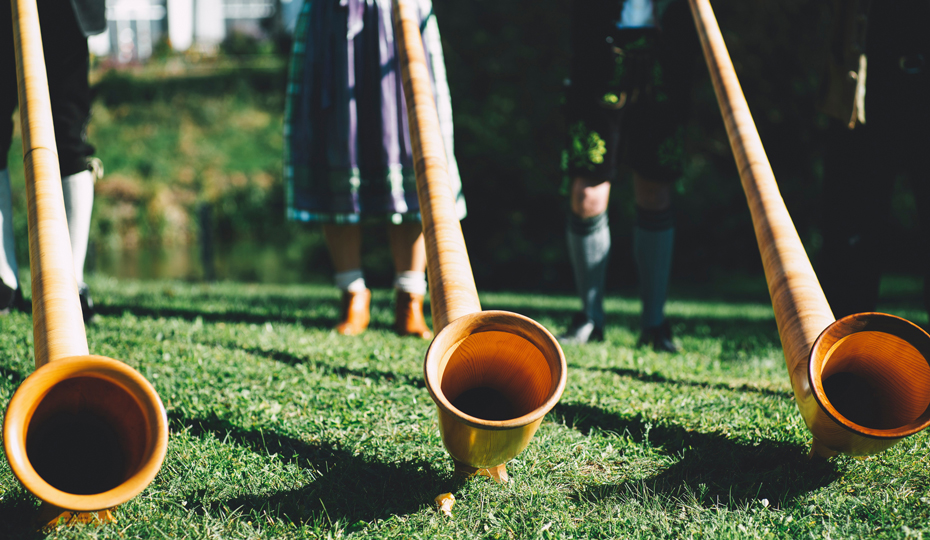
[901,137,930,321]
[62,170,94,285]
[561,176,611,344]
[0,169,19,312]
[819,122,891,318]
[0,12,22,313]
[632,173,676,352]
[41,3,98,321]
[323,223,370,335]
[388,221,431,338]
[909,175,930,321]
[559,0,624,345]
[61,168,97,320]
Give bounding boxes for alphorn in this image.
[393,0,567,482]
[3,0,169,526]
[689,0,930,457]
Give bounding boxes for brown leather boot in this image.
[335,289,371,335]
[394,290,432,339]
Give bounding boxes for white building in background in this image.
[88,0,300,62]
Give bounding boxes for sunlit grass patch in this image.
[1,276,929,538]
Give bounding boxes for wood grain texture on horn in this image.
[393,0,568,481]
[688,0,833,410]
[393,0,480,332]
[688,0,930,456]
[13,0,88,366]
[6,0,170,521]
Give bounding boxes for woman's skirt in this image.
[284,0,466,224]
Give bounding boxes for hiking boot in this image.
[394,290,432,339]
[558,312,604,345]
[335,288,371,336]
[79,283,95,323]
[638,320,678,353]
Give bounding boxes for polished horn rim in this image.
[809,313,930,440]
[3,355,169,511]
[424,310,567,430]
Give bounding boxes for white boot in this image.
[0,168,18,291]
[62,167,97,321]
[61,169,94,286]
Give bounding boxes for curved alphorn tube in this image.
[689,0,930,457]
[393,0,567,482]
[3,0,169,526]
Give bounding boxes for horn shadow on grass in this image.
[94,294,412,333]
[553,402,840,511]
[91,288,343,328]
[480,301,783,350]
[0,366,26,386]
[167,412,454,526]
[211,342,426,388]
[94,303,335,330]
[0,494,45,540]
[571,363,792,399]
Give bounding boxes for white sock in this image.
[335,269,366,292]
[0,169,18,290]
[61,169,94,285]
[393,271,427,296]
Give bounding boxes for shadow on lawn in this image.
[0,365,26,385]
[211,341,426,388]
[571,363,792,398]
[94,303,334,330]
[170,412,452,525]
[94,293,424,334]
[0,494,44,540]
[553,402,840,510]
[480,300,783,350]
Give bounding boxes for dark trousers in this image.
[819,1,930,319]
[820,120,930,318]
[1,0,94,176]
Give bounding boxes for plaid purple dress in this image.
[284,0,466,224]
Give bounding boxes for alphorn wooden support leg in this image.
[36,504,116,530]
[452,459,509,484]
[808,439,839,460]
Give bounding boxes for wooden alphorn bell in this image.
[3,0,169,526]
[393,0,567,481]
[689,0,930,457]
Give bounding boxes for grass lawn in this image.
[1,275,930,539]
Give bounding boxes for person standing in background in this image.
[818,0,930,320]
[1,0,103,321]
[284,0,466,338]
[559,0,697,351]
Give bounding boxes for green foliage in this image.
[1,276,928,538]
[5,0,924,291]
[221,31,275,58]
[566,121,607,172]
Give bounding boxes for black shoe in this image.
[79,283,95,323]
[0,282,26,315]
[558,312,604,345]
[638,320,678,353]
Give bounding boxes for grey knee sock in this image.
[0,169,18,290]
[566,211,610,328]
[634,206,674,330]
